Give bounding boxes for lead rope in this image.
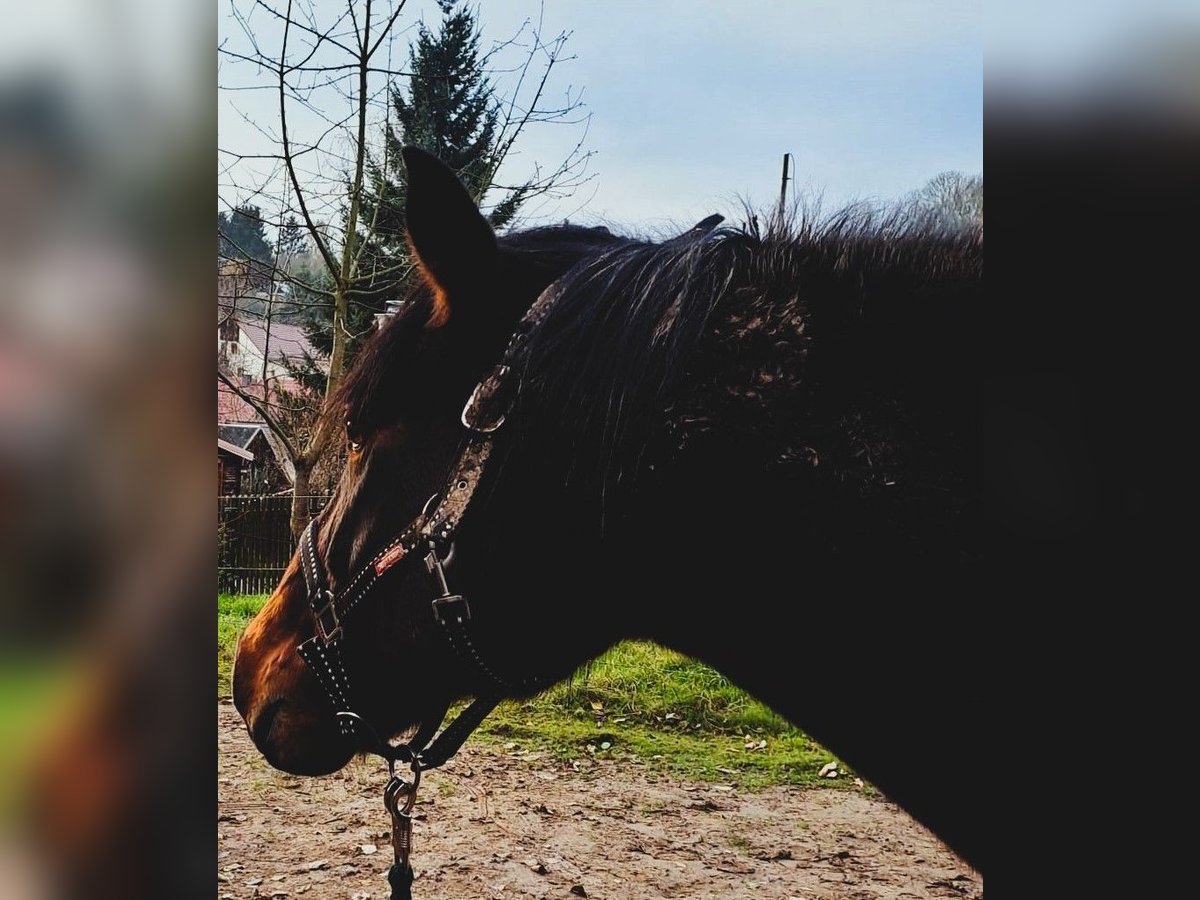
[382,696,501,899]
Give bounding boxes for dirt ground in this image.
[218,701,981,900]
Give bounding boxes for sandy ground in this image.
[218,701,981,899]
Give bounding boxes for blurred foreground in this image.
[0,0,212,896]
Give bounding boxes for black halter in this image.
[295,279,564,764]
[294,429,524,764]
[292,290,558,900]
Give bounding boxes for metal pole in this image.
[778,153,792,219]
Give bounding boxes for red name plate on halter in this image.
[374,543,407,576]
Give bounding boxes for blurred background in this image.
[0,0,1194,896]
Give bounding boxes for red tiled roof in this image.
[217,379,262,423]
[238,317,320,368]
[217,377,310,424]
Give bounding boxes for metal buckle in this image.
[460,364,509,433]
[431,594,471,625]
[314,589,343,642]
[426,543,471,624]
[383,763,420,869]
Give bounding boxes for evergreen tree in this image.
[386,0,515,216]
[276,214,307,267]
[218,203,274,263]
[302,0,529,369]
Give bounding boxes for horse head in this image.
[231,148,625,774]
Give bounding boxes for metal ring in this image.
[401,766,420,814]
[460,367,510,433]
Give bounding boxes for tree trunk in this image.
[290,458,315,542]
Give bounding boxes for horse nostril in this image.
[250,698,285,748]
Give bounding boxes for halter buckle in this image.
[314,589,343,643]
[432,593,471,625]
[426,544,472,625]
[461,364,510,433]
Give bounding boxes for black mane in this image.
[508,210,982,510]
[332,208,981,540]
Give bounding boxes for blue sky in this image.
[219,1,981,234]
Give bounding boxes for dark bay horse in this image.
[233,147,984,873]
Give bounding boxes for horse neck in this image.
[486,231,980,645]
[469,233,983,867]
[614,240,984,869]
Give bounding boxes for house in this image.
[217,295,327,496]
[218,310,322,383]
[218,437,253,494]
[218,422,292,493]
[218,257,273,301]
[217,378,298,492]
[217,310,312,495]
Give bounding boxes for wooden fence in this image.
[218,494,329,595]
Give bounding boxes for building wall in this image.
[218,325,292,382]
[218,454,243,494]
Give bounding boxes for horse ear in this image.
[402,146,497,328]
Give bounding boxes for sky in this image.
[218,0,982,236]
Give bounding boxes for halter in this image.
[293,281,562,899]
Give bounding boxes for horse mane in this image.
[506,206,982,500]
[330,206,981,524]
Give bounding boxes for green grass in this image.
[219,592,268,694]
[474,642,843,789]
[218,594,847,789]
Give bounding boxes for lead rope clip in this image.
[383,759,420,899]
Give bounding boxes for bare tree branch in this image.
[278,0,342,282]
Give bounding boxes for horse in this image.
[232,146,984,877]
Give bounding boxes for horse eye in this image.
[345,420,363,452]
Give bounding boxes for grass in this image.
[218,594,848,789]
[219,592,265,694]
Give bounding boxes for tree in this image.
[218,203,274,263]
[303,0,538,370]
[907,171,983,229]
[371,0,530,236]
[276,214,307,270]
[219,0,593,537]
